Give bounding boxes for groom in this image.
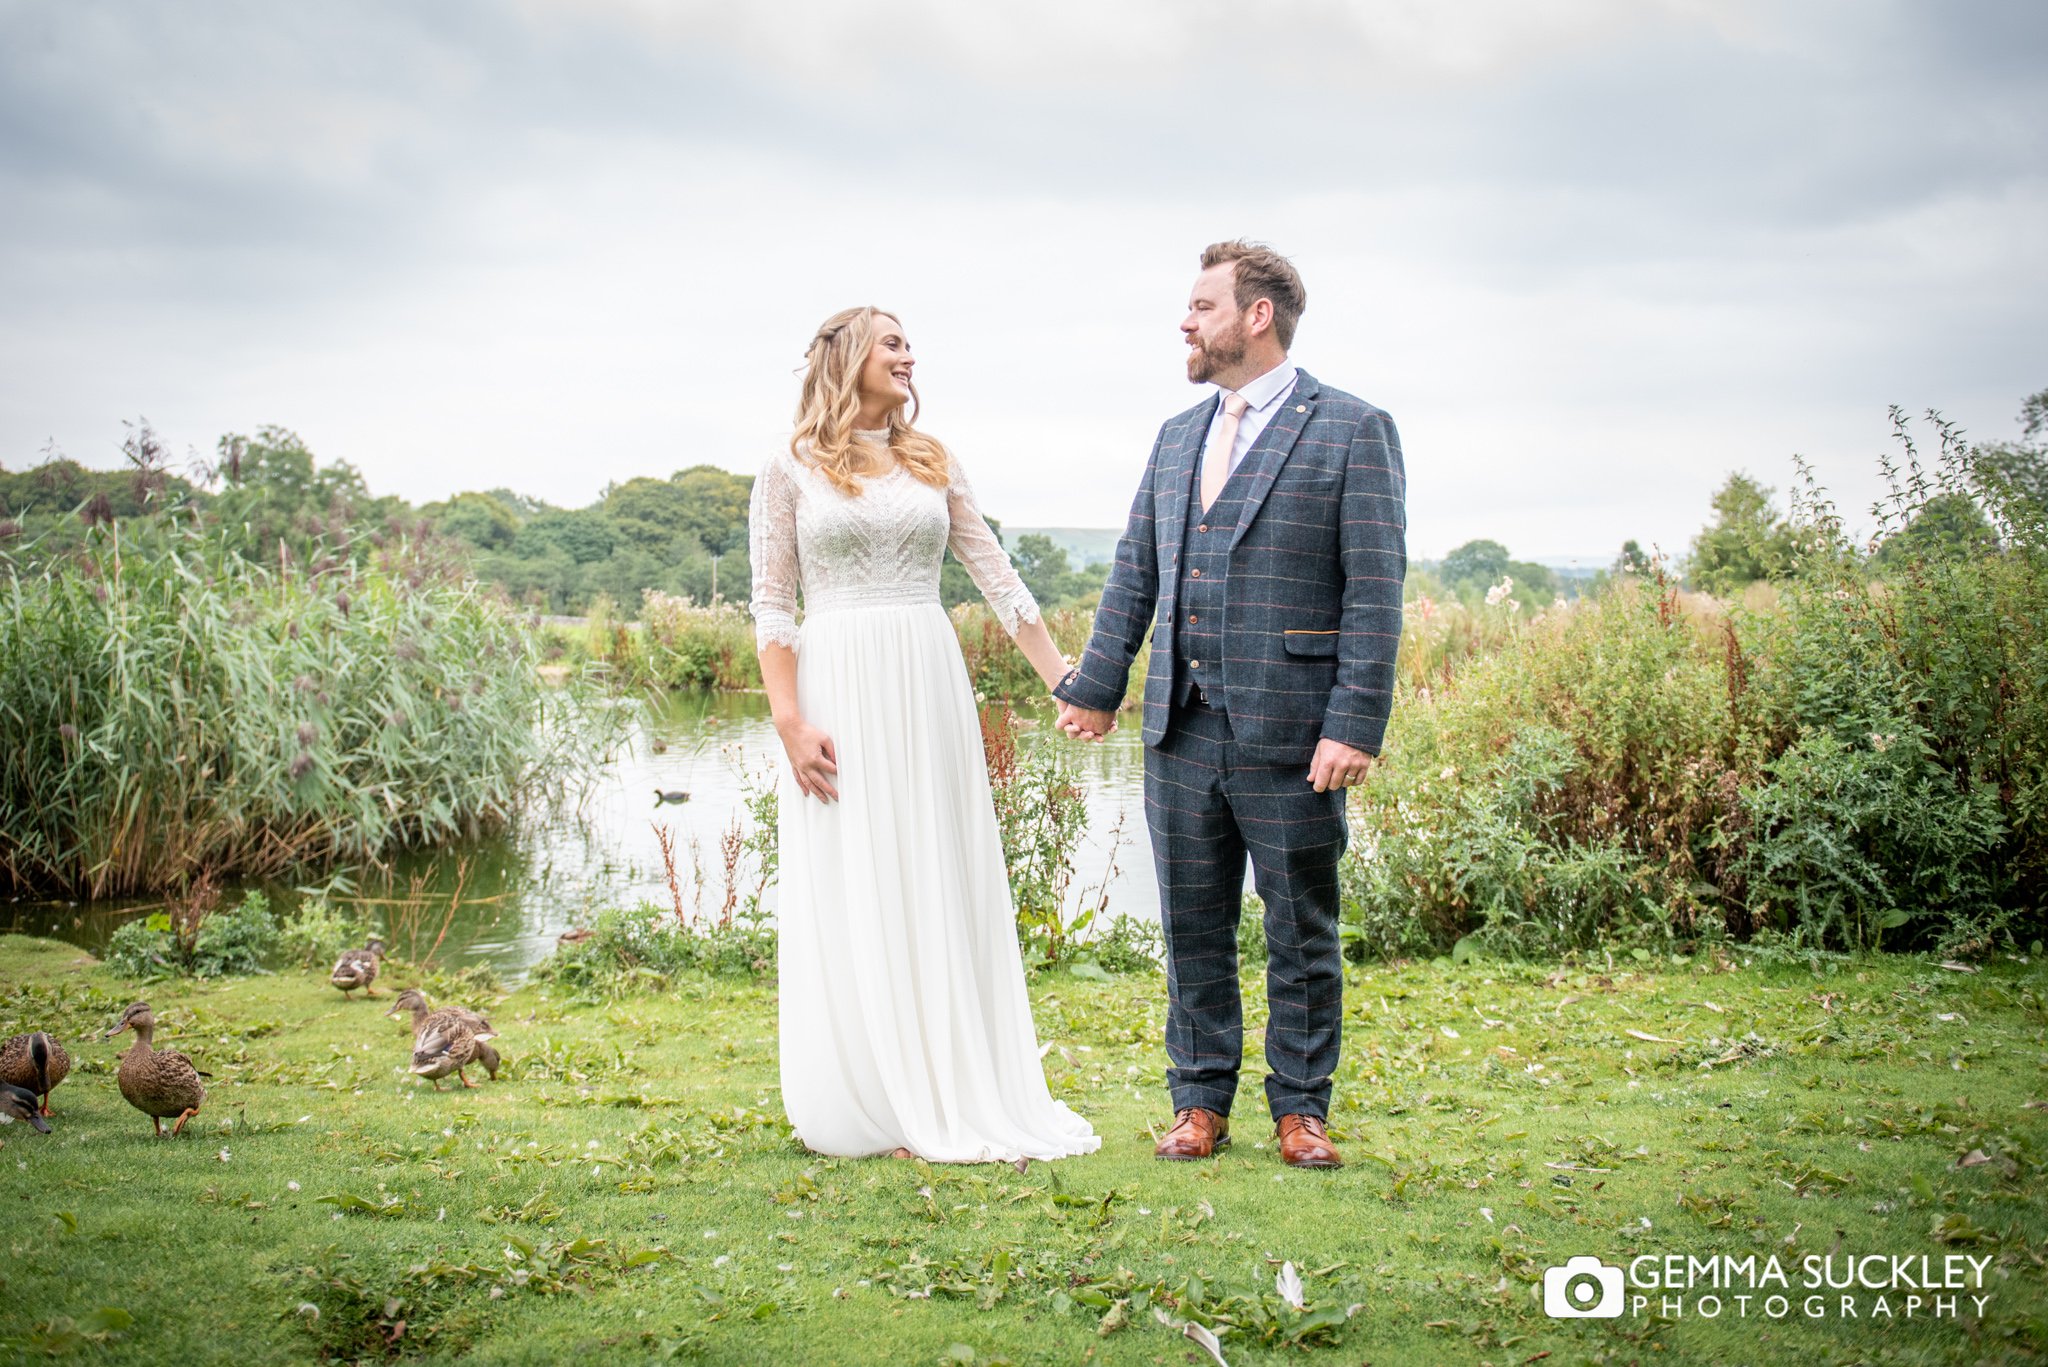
[1054,241,1406,1169]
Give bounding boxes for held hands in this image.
[778,718,840,803]
[1308,737,1376,793]
[1055,700,1117,743]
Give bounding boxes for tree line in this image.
[7,387,2041,616]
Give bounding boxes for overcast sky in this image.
[2,1,2042,561]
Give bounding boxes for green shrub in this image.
[1079,915,1163,974]
[1738,727,2005,952]
[536,903,776,994]
[1730,414,2044,951]
[638,591,760,690]
[276,896,375,970]
[103,890,279,979]
[1344,581,1744,959]
[1340,403,2047,960]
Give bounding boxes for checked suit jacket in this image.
[1054,369,1407,765]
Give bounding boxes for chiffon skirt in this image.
[776,600,1100,1163]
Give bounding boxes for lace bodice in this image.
[747,438,1041,651]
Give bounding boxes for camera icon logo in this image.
[1543,1256,1625,1318]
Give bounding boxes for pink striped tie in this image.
[1199,392,1251,512]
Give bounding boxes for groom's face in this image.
[1183,263,1248,384]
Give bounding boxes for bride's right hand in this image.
[778,718,840,803]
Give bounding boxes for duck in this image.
[383,987,501,1080]
[409,1020,494,1090]
[0,1030,70,1117]
[0,1082,52,1134]
[105,1002,208,1137]
[653,788,690,805]
[330,937,387,998]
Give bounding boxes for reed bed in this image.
[0,527,572,899]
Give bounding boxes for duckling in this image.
[384,988,501,1081]
[330,937,387,998]
[0,1030,70,1116]
[105,1002,208,1137]
[0,1082,52,1134]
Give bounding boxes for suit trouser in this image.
[1144,693,1348,1121]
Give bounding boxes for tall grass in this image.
[0,524,579,898]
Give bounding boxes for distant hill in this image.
[999,527,1122,567]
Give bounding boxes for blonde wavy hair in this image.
[791,306,951,497]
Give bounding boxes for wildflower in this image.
[1484,575,1514,607]
[289,752,314,780]
[58,723,78,743]
[296,722,317,747]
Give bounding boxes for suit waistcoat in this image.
[1170,469,1254,706]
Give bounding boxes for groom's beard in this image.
[1186,320,1248,384]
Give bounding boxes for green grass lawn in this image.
[3,934,2045,1365]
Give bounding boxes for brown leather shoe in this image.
[1276,1114,1343,1168]
[1154,1106,1230,1160]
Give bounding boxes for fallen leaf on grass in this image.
[1956,1150,1992,1169]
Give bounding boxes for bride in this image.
[747,306,1101,1164]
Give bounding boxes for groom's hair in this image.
[1200,241,1306,350]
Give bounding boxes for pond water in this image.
[2,692,1157,982]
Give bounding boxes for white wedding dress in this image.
[747,434,1100,1163]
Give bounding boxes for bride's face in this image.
[857,316,915,414]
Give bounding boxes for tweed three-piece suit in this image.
[1054,369,1406,1120]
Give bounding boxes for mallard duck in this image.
[105,1002,208,1137]
[0,1082,51,1134]
[388,988,500,1087]
[409,1021,489,1090]
[330,937,387,998]
[0,1030,70,1116]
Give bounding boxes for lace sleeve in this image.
[747,451,803,651]
[945,452,1041,636]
